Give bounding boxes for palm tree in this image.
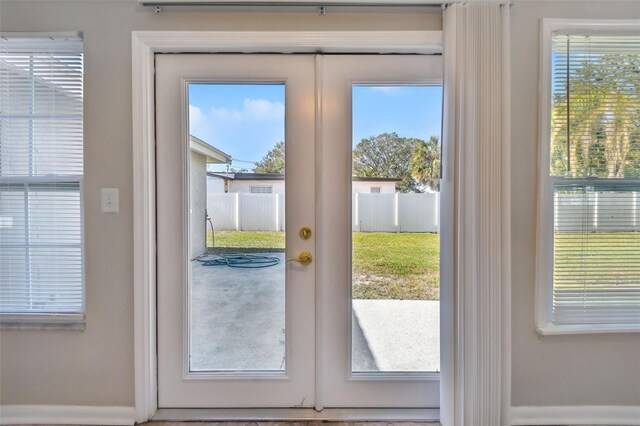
[551,54,640,178]
[410,136,440,192]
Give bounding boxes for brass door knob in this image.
[299,227,312,240]
[286,251,313,266]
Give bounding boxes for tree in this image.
[228,166,248,173]
[352,132,422,193]
[253,141,285,174]
[410,136,440,192]
[551,54,640,178]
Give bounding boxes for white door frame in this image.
[132,30,456,423]
[155,54,317,408]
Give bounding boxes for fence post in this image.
[275,193,280,232]
[435,192,440,233]
[394,192,399,232]
[354,192,359,232]
[235,192,240,231]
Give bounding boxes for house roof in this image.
[206,172,284,181]
[207,172,401,182]
[190,135,232,164]
[352,176,402,183]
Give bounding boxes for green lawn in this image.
[208,230,639,302]
[212,231,286,250]
[352,232,439,300]
[209,230,440,301]
[554,232,640,287]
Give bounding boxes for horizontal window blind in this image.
[0,36,83,177]
[551,34,640,179]
[553,180,640,325]
[0,35,84,318]
[549,32,640,327]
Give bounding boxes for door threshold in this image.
[153,408,440,422]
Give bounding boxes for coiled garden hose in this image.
[196,253,280,269]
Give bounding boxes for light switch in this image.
[101,188,119,213]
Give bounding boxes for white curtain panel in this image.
[441,3,511,426]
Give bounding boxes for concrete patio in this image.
[190,253,439,373]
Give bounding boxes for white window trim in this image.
[0,34,86,329]
[132,30,451,423]
[535,18,640,336]
[0,176,86,330]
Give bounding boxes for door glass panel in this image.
[351,85,442,373]
[187,83,286,372]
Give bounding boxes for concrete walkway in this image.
[190,253,286,372]
[189,253,439,373]
[352,299,439,372]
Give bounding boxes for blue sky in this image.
[352,85,442,145]
[188,84,442,172]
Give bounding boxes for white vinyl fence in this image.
[554,191,639,233]
[207,193,285,232]
[208,191,638,233]
[207,192,440,233]
[353,192,440,232]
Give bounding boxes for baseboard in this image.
[153,407,440,422]
[0,405,136,425]
[511,405,640,425]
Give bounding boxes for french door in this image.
[156,53,443,409]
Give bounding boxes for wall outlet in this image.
[101,188,119,213]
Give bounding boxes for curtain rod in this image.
[141,2,443,7]
[140,1,511,9]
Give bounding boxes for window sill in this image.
[0,314,86,331]
[537,322,640,336]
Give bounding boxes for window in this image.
[0,34,84,326]
[250,185,272,194]
[370,186,381,194]
[537,20,640,334]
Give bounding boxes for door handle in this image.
[286,251,313,266]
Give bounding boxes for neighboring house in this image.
[350,177,400,194]
[208,172,285,195]
[207,172,400,194]
[190,135,231,259]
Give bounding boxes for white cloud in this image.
[211,106,242,123]
[243,98,285,122]
[369,86,403,96]
[188,98,285,156]
[194,98,284,129]
[189,105,211,140]
[189,105,206,127]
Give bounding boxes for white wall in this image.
[352,181,396,194]
[229,180,285,195]
[207,176,225,193]
[2,0,638,413]
[510,1,640,407]
[0,0,441,407]
[190,151,207,258]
